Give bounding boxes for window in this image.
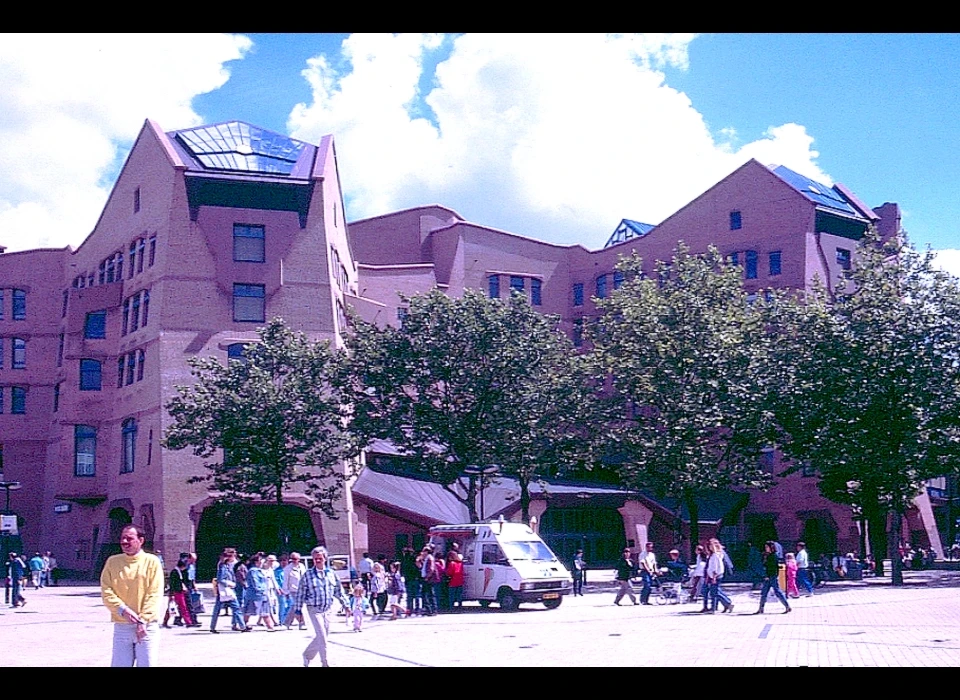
[141,291,149,327]
[148,235,156,267]
[613,270,625,290]
[0,387,3,413]
[79,359,102,391]
[233,224,265,263]
[596,274,607,300]
[510,276,525,295]
[137,238,146,273]
[0,289,3,319]
[745,250,758,280]
[837,248,852,271]
[99,261,106,285]
[137,349,145,382]
[12,338,25,369]
[131,294,141,332]
[727,251,740,267]
[769,250,782,277]
[129,241,137,278]
[126,353,136,386]
[11,387,25,414]
[573,318,584,348]
[117,357,125,388]
[121,418,137,474]
[227,343,248,365]
[573,283,584,307]
[84,310,107,339]
[62,290,69,318]
[115,252,123,281]
[74,425,96,477]
[12,289,25,320]
[730,211,742,230]
[488,274,500,299]
[133,187,141,213]
[531,278,542,306]
[57,334,64,368]
[121,299,130,336]
[106,255,115,283]
[233,284,265,322]
[0,338,3,369]
[53,383,60,413]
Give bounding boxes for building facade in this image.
[0,119,942,576]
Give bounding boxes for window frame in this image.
[233,284,266,323]
[730,210,742,230]
[745,250,758,280]
[74,425,97,477]
[84,310,107,339]
[837,247,852,271]
[79,358,103,391]
[488,274,500,299]
[531,278,542,306]
[12,289,25,320]
[121,418,137,474]
[12,337,26,369]
[233,224,266,263]
[769,250,782,277]
[572,283,584,307]
[11,387,26,415]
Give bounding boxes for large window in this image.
[121,418,137,474]
[234,224,265,262]
[0,338,3,369]
[730,211,742,230]
[74,425,96,477]
[79,359,102,391]
[613,270,625,291]
[745,250,758,280]
[12,289,25,320]
[509,276,525,295]
[769,250,782,277]
[531,278,542,306]
[573,283,584,307]
[137,349,145,382]
[837,248,852,271]
[84,310,107,339]
[488,274,500,299]
[0,289,4,320]
[595,274,607,300]
[126,353,136,386]
[11,387,25,415]
[141,291,150,327]
[131,294,141,332]
[12,338,25,369]
[122,299,130,336]
[233,284,265,322]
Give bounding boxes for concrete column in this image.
[618,500,653,550]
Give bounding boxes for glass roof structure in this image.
[772,165,861,218]
[175,121,306,175]
[605,218,656,248]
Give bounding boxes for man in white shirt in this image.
[638,542,658,605]
[282,552,308,630]
[358,552,374,594]
[796,541,814,596]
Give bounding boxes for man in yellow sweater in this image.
[100,524,165,667]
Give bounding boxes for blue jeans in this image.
[422,581,437,615]
[448,585,463,609]
[707,577,731,611]
[639,571,653,604]
[759,576,790,611]
[406,577,422,614]
[210,597,246,631]
[797,568,814,594]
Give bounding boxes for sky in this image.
[3,33,960,275]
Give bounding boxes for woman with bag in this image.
[163,555,200,628]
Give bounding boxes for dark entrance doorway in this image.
[195,503,318,579]
[539,507,624,569]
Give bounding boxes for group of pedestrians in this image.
[361,543,465,619]
[5,550,57,608]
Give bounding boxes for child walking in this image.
[387,561,405,620]
[785,552,799,598]
[347,582,369,632]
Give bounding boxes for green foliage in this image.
[593,243,778,549]
[765,230,960,574]
[163,319,358,516]
[342,289,604,521]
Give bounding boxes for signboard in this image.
[0,515,18,535]
[54,503,72,514]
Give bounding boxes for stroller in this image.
[652,571,691,605]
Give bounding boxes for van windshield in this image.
[501,541,556,562]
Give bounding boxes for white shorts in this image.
[388,594,401,607]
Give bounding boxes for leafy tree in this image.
[764,230,960,584]
[342,289,603,523]
[593,244,777,558]
[164,318,358,520]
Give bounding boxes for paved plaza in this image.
[3,569,959,667]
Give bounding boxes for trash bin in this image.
[778,563,786,591]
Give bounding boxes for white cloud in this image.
[0,33,251,252]
[289,33,831,249]
[932,249,960,279]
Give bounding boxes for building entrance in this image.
[195,503,318,579]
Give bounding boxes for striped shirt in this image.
[295,565,346,612]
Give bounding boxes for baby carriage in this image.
[653,572,691,605]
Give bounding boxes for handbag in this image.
[219,584,237,603]
[189,590,205,614]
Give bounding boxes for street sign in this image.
[0,514,18,535]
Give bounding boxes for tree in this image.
[764,230,960,584]
[593,244,777,558]
[164,319,358,521]
[342,289,603,523]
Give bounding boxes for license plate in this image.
[542,592,559,600]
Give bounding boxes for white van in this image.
[428,522,573,611]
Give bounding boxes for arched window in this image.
[121,418,137,474]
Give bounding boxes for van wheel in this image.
[498,589,520,612]
[543,597,562,610]
[478,600,491,608]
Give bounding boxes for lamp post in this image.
[0,481,22,516]
[463,465,498,522]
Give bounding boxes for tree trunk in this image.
[685,492,700,562]
[890,506,904,587]
[865,507,888,578]
[519,476,531,525]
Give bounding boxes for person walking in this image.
[704,539,734,613]
[210,548,249,633]
[163,555,199,628]
[572,549,586,596]
[346,582,369,632]
[400,547,421,617]
[28,553,44,589]
[445,551,464,610]
[295,545,348,667]
[45,551,58,586]
[420,546,438,616]
[690,544,707,605]
[796,541,814,596]
[784,552,800,598]
[613,547,639,606]
[387,561,406,619]
[638,542,658,605]
[281,552,307,630]
[7,552,26,608]
[100,524,165,666]
[754,541,791,614]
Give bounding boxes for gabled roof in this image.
[770,165,865,219]
[605,218,656,248]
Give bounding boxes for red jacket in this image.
[445,559,464,588]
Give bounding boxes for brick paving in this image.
[3,568,958,667]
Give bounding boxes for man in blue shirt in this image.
[7,553,26,607]
[28,553,45,589]
[295,546,347,667]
